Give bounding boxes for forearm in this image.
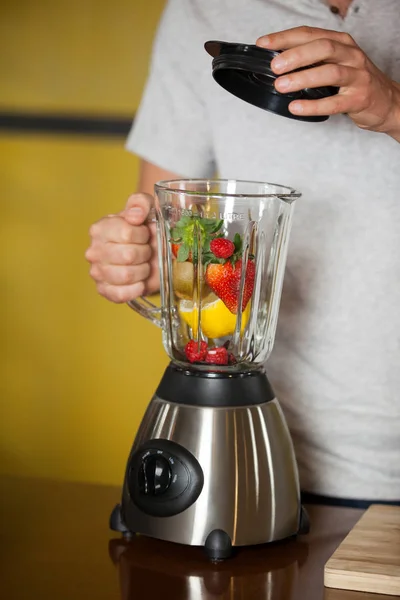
[137,160,182,195]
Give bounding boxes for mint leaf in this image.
[170,224,185,239]
[176,216,191,228]
[199,217,223,235]
[233,233,243,254]
[173,226,185,235]
[210,219,224,234]
[177,244,190,262]
[203,252,224,266]
[202,251,214,263]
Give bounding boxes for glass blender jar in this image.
[129,178,298,373]
[110,179,309,560]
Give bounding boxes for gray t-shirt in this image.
[126,0,400,501]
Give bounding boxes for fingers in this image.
[88,215,150,245]
[86,193,156,304]
[86,241,152,266]
[90,261,151,287]
[255,26,372,121]
[275,64,359,95]
[121,193,154,225]
[270,39,363,76]
[96,281,146,304]
[257,26,356,51]
[288,92,356,118]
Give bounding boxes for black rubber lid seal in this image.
[205,40,338,122]
[156,363,275,407]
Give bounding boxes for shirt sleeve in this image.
[125,0,216,178]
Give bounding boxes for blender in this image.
[110,178,309,560]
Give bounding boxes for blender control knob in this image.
[138,455,172,496]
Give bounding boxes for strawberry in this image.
[210,238,235,259]
[205,259,255,314]
[228,352,237,365]
[184,340,208,363]
[205,347,229,365]
[171,243,180,258]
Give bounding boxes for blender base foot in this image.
[109,503,132,536]
[204,529,233,561]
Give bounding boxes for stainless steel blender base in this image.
[118,391,302,549]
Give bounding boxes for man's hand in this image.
[85,193,160,303]
[257,26,400,141]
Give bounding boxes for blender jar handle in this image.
[125,207,162,328]
[126,297,162,327]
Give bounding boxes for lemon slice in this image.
[179,296,250,339]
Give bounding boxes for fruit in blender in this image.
[204,231,256,314]
[184,340,208,363]
[172,260,211,300]
[205,347,229,365]
[170,213,255,324]
[205,259,255,314]
[179,294,250,339]
[209,238,235,259]
[170,215,224,264]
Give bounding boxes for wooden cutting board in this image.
[324,504,400,596]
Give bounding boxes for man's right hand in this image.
[85,193,160,303]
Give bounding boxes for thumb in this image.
[120,193,154,225]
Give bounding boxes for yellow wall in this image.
[1,1,169,485]
[0,0,164,114]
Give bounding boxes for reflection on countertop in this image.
[109,534,309,600]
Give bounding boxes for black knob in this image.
[138,455,172,496]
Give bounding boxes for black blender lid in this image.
[204,40,338,123]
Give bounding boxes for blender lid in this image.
[204,40,338,123]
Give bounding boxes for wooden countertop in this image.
[0,475,393,600]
